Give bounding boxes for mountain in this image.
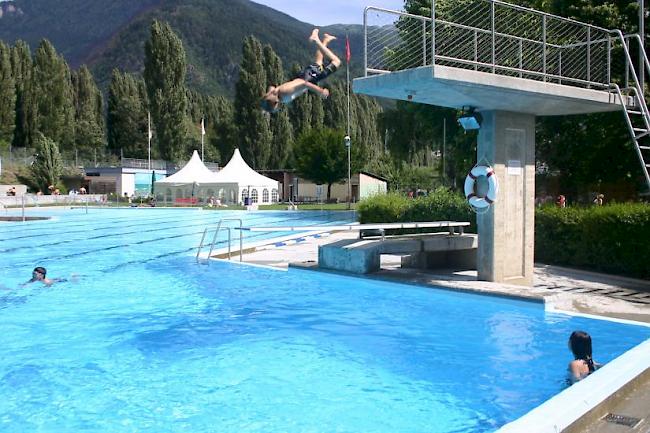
[0,0,365,96]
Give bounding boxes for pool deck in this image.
[213,230,650,433]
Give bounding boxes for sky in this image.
[252,0,405,25]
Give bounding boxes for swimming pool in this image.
[1,209,649,432]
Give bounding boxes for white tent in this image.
[212,148,279,205]
[155,149,279,205]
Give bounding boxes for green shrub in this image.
[357,188,476,233]
[357,192,410,223]
[536,203,650,279]
[358,192,649,279]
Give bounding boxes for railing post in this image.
[364,8,368,76]
[519,38,523,77]
[587,27,591,86]
[626,38,631,88]
[607,36,611,84]
[491,0,495,73]
[542,15,547,81]
[422,19,427,65]
[474,30,479,70]
[21,194,25,222]
[431,0,436,67]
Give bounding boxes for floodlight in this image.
[458,107,482,131]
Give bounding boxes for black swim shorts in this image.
[296,62,338,84]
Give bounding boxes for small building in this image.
[84,166,168,197]
[259,170,388,203]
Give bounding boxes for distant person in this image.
[593,193,604,206]
[260,28,340,113]
[6,186,16,196]
[568,330,599,383]
[556,194,566,208]
[79,186,87,194]
[21,267,66,287]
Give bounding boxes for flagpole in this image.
[201,117,205,161]
[346,35,351,210]
[147,111,152,170]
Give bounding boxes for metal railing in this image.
[363,0,643,91]
[196,218,243,264]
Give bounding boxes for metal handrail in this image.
[196,218,244,264]
[363,2,634,89]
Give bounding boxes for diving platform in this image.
[354,1,650,286]
[354,64,627,116]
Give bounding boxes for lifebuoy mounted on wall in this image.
[464,164,498,212]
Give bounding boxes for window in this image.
[262,189,269,203]
[251,189,259,203]
[218,188,225,200]
[241,189,248,203]
[271,189,278,202]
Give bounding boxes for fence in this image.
[364,0,643,90]
[0,194,106,208]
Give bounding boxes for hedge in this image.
[535,203,650,279]
[357,188,476,233]
[357,192,649,279]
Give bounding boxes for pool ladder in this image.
[196,218,243,264]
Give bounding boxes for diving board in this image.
[239,221,469,234]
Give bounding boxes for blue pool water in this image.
[1,209,649,433]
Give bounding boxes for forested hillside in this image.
[0,0,365,95]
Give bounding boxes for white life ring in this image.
[464,165,498,210]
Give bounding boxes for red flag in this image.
[345,36,351,63]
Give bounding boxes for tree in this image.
[0,41,15,151]
[263,44,294,168]
[294,128,359,200]
[26,40,75,151]
[72,65,105,158]
[31,134,63,192]
[107,70,150,158]
[205,95,238,164]
[10,40,32,149]
[144,20,188,162]
[235,36,272,169]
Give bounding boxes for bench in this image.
[175,197,198,206]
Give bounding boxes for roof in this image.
[155,150,217,185]
[212,149,277,187]
[155,148,278,188]
[360,170,389,182]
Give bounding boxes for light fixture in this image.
[457,107,482,130]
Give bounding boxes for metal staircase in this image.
[611,33,650,191]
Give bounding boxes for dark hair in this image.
[33,266,47,276]
[259,98,279,114]
[569,330,595,372]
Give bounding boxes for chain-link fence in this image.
[364,0,642,90]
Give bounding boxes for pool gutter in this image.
[496,338,650,433]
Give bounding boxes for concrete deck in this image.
[353,65,628,115]
[212,231,650,433]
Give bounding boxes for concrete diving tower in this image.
[354,1,650,286]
